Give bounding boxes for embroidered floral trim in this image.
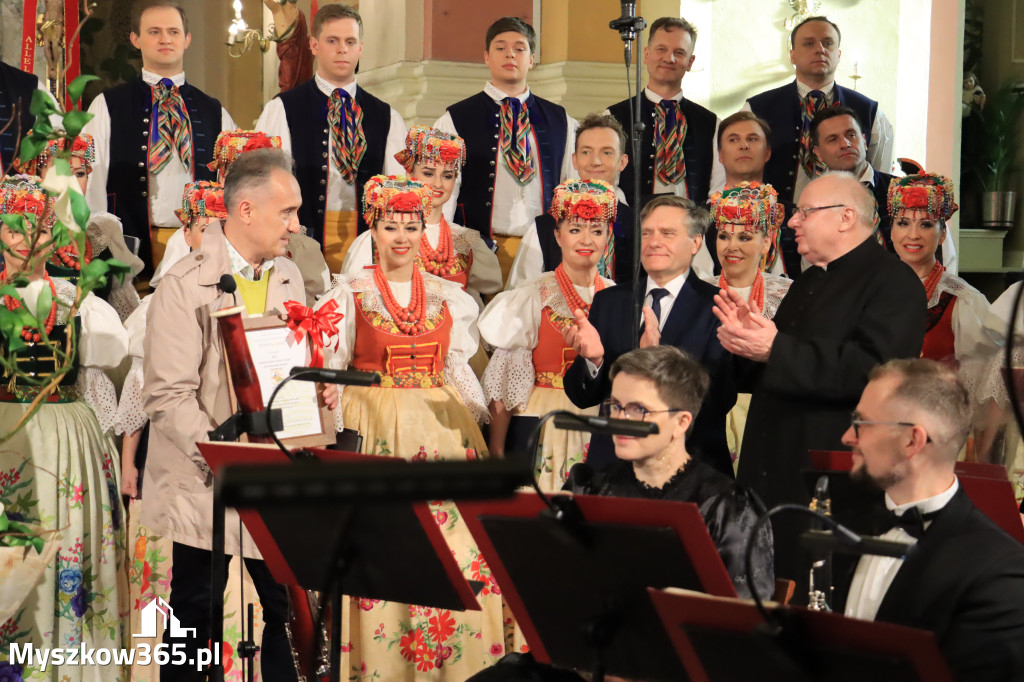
[534,371,564,389]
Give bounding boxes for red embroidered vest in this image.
[532,306,578,389]
[351,292,452,388]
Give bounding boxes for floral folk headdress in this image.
[708,182,783,234]
[887,173,958,222]
[0,174,57,232]
[362,175,432,227]
[175,181,227,227]
[207,129,283,173]
[393,126,467,174]
[12,132,96,177]
[549,179,617,224]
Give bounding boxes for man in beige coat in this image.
[142,148,304,682]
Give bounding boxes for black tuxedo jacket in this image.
[843,488,1024,682]
[562,274,735,476]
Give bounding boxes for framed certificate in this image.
[222,313,335,449]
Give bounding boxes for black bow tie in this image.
[887,506,939,540]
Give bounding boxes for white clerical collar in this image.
[484,81,530,104]
[646,269,688,298]
[142,69,185,87]
[315,73,357,98]
[885,478,959,517]
[644,88,684,104]
[796,79,836,99]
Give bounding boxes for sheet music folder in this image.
[648,587,953,682]
[459,492,737,681]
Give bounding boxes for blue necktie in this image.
[640,288,669,340]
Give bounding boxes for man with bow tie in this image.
[257,3,407,272]
[83,0,236,277]
[839,358,1024,682]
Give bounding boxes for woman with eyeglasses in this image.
[888,174,992,369]
[479,179,616,490]
[563,346,775,599]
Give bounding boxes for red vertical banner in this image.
[65,0,82,110]
[21,0,39,73]
[311,1,319,19]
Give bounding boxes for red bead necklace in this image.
[922,260,946,301]
[417,217,457,275]
[51,239,93,271]
[719,270,765,313]
[373,264,427,335]
[555,264,606,315]
[0,270,58,343]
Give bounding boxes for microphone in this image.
[217,274,239,307]
[287,367,380,386]
[801,528,913,559]
[551,412,658,437]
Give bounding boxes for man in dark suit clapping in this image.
[562,195,734,477]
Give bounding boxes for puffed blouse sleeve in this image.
[454,224,502,298]
[950,277,997,361]
[113,296,151,436]
[341,230,375,277]
[77,291,130,435]
[313,276,359,431]
[441,280,489,422]
[478,282,542,412]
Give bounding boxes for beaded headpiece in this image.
[887,173,958,222]
[207,129,283,173]
[12,132,96,177]
[708,182,783,234]
[548,179,617,224]
[175,181,227,227]
[362,175,432,227]
[393,126,467,174]
[0,174,57,232]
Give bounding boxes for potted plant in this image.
[977,78,1024,229]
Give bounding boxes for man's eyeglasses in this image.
[601,399,682,422]
[850,411,931,442]
[793,204,846,220]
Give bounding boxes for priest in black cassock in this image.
[713,171,926,580]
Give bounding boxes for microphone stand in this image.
[609,6,647,347]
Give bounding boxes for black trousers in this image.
[160,542,298,681]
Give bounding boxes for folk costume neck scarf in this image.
[499,97,536,185]
[328,88,367,184]
[654,99,687,186]
[150,78,193,174]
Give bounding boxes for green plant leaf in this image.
[69,191,91,231]
[18,136,46,164]
[29,89,57,118]
[67,75,100,109]
[62,110,94,140]
[0,214,26,235]
[54,158,72,177]
[105,259,132,286]
[80,258,110,294]
[34,285,52,328]
[33,119,54,137]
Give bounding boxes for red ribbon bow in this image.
[284,299,344,368]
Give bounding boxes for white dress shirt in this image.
[256,74,407,213]
[435,82,579,238]
[742,80,895,204]
[82,70,236,227]
[584,269,690,377]
[844,478,960,621]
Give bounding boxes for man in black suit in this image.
[563,195,734,477]
[839,358,1024,682]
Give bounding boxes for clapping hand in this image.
[638,306,660,348]
[563,308,605,368]
[712,287,778,362]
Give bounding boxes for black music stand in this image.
[648,587,954,682]
[459,492,737,682]
[201,443,532,682]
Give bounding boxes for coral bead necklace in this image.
[417,217,457,275]
[373,264,427,335]
[555,264,605,315]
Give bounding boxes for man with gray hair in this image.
[839,358,1024,682]
[564,194,735,477]
[714,171,926,579]
[143,147,304,680]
